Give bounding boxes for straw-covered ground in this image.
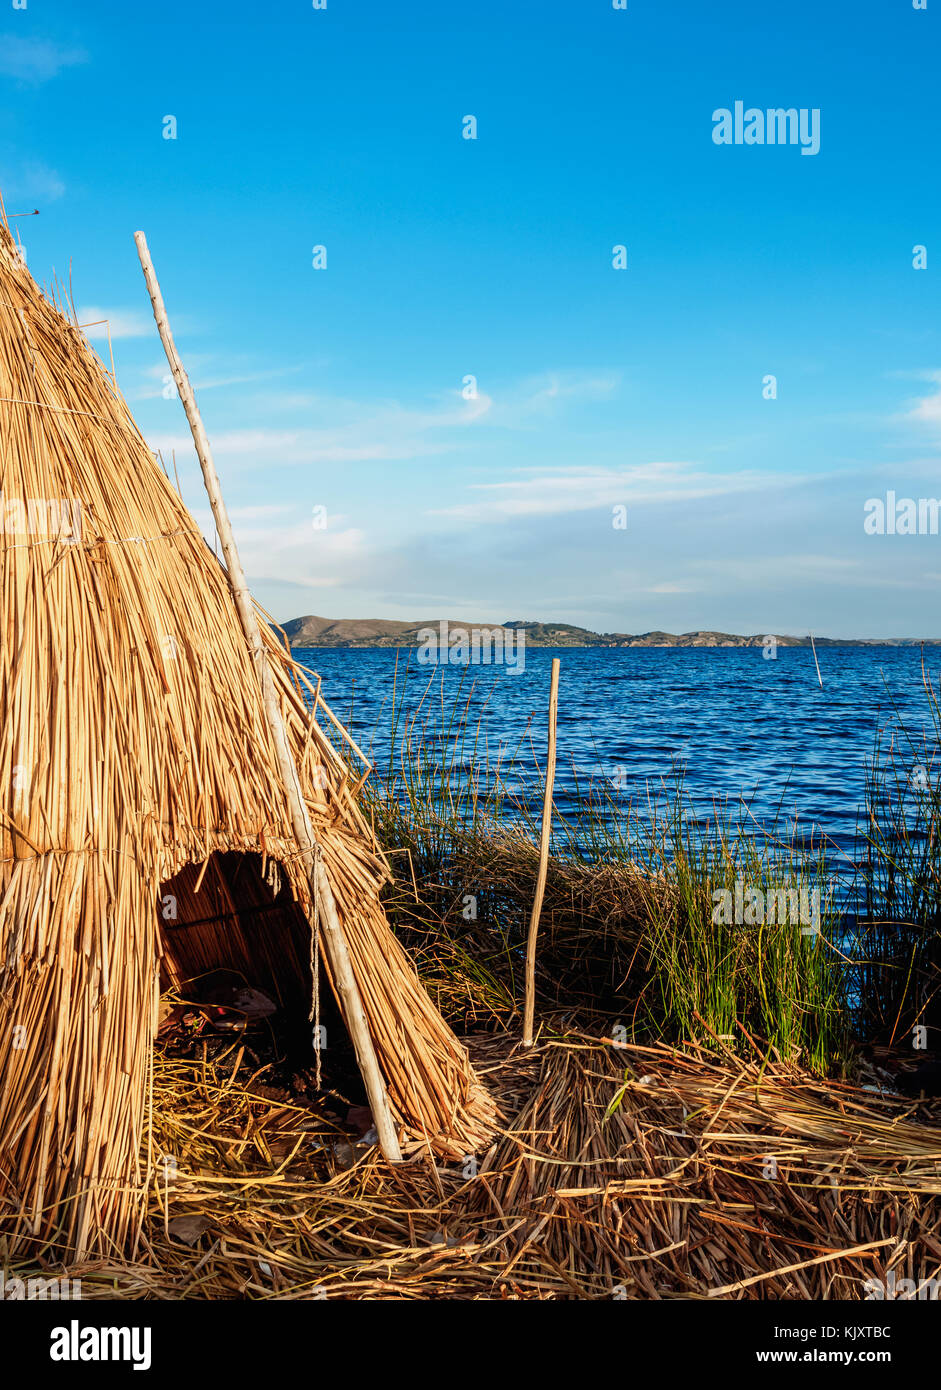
[50,1021,941,1300]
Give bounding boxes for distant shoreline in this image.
[278,615,941,650]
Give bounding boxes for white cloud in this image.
[906,372,941,428]
[78,307,152,341]
[141,370,618,466]
[0,37,87,84]
[226,504,293,521]
[246,390,317,411]
[192,510,369,591]
[3,159,66,203]
[145,392,492,466]
[429,461,799,522]
[885,369,941,439]
[690,553,865,588]
[134,362,307,400]
[503,371,619,415]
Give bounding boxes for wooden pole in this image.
[809,632,823,687]
[133,230,402,1162]
[522,656,560,1047]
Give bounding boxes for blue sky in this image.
[1,0,939,636]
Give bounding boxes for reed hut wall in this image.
[0,221,494,1259]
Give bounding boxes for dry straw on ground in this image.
[28,1024,940,1300]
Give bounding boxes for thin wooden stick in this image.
[810,631,823,687]
[523,656,560,1047]
[133,230,402,1162]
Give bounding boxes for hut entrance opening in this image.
[157,851,351,1086]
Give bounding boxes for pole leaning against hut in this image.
[133,230,402,1162]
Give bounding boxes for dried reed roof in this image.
[0,218,494,1260]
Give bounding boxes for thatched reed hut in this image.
[0,218,494,1260]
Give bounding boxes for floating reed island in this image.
[1,207,939,1299]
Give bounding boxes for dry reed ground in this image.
[25,1021,941,1301]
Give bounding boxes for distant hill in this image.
[276,616,941,649]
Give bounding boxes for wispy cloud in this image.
[497,370,619,419]
[2,158,66,203]
[143,370,619,461]
[904,370,941,429]
[0,37,87,84]
[147,391,492,465]
[644,581,702,595]
[143,369,620,466]
[472,370,620,431]
[191,508,369,590]
[694,554,864,585]
[429,461,800,522]
[78,307,152,341]
[134,363,303,400]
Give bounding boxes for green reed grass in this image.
[335,658,852,1070]
[855,660,941,1045]
[627,793,850,1072]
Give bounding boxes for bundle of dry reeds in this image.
[0,216,494,1261]
[472,1031,941,1298]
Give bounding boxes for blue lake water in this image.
[294,645,940,877]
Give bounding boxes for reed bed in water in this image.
[379,817,849,1069]
[16,1024,938,1300]
[334,655,941,1072]
[856,661,941,1044]
[353,665,852,1071]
